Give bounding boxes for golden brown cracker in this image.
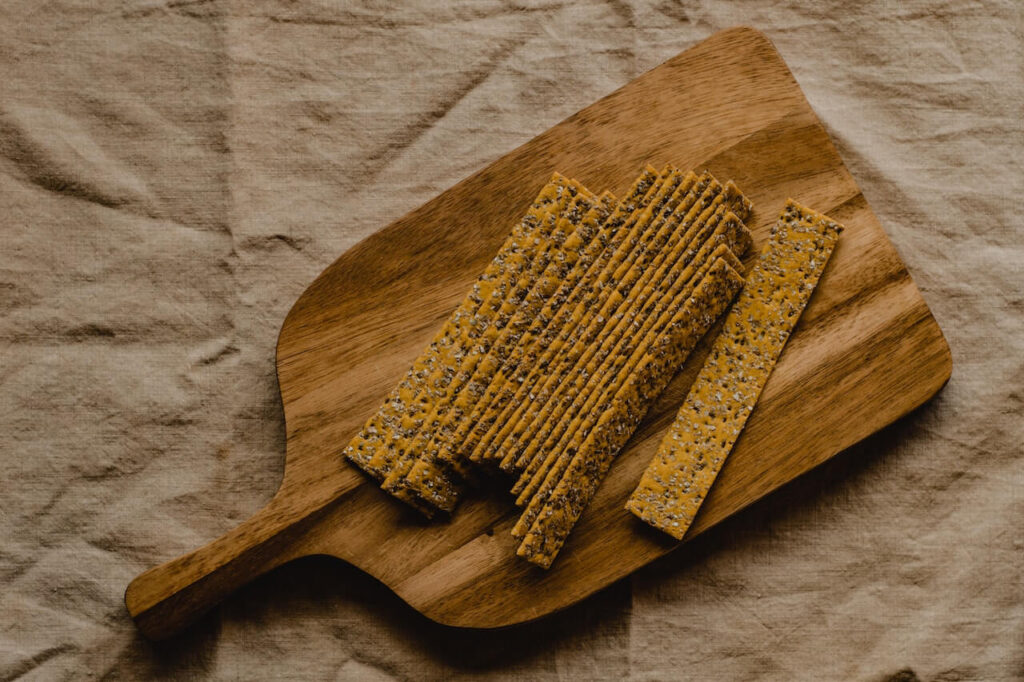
[516,260,746,566]
[344,174,578,485]
[626,201,843,539]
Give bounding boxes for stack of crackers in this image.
[344,165,756,567]
[344,163,844,569]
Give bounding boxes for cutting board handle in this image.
[124,496,309,640]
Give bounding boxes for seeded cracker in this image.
[342,174,579,496]
[511,241,745,510]
[497,173,719,472]
[484,169,695,468]
[511,209,751,505]
[626,201,843,539]
[480,168,690,463]
[510,238,745,529]
[506,182,723,477]
[449,168,659,471]
[465,168,668,463]
[399,192,618,510]
[470,168,687,464]
[379,189,601,503]
[507,200,729,489]
[372,184,589,496]
[511,206,750,486]
[506,181,744,481]
[517,260,747,567]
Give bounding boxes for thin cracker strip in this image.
[381,186,593,511]
[483,169,698,465]
[480,168,692,460]
[343,174,580,483]
[511,240,744,509]
[398,192,619,508]
[626,201,843,539]
[517,260,747,567]
[506,201,731,486]
[445,167,659,470]
[509,251,744,536]
[511,210,750,503]
[512,238,744,508]
[495,173,719,471]
[470,168,691,463]
[463,173,749,468]
[505,181,750,479]
[379,189,601,497]
[464,169,672,463]
[510,207,749,487]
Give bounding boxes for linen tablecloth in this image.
[2,1,1021,679]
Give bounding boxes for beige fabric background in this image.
[1,1,1021,680]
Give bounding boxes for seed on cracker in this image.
[399,193,618,509]
[486,169,699,468]
[380,188,601,506]
[459,168,662,465]
[498,173,723,474]
[511,206,750,504]
[507,183,745,482]
[510,245,746,533]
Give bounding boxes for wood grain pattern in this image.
[124,27,952,639]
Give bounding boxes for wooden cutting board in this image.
[125,27,952,639]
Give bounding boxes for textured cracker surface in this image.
[627,202,841,539]
[463,169,660,463]
[377,188,595,505]
[513,209,749,506]
[345,175,572,482]
[509,191,734,497]
[399,192,617,509]
[400,193,618,506]
[506,173,712,476]
[492,171,696,468]
[486,169,689,466]
[517,261,746,566]
[1,3,1020,679]
[472,170,676,463]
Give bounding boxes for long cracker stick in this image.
[396,192,618,509]
[512,211,751,505]
[438,167,659,471]
[463,168,668,463]
[516,260,747,567]
[468,169,689,464]
[626,201,843,538]
[479,170,697,466]
[343,174,580,488]
[378,189,601,499]
[511,243,744,509]
[509,250,745,535]
[493,173,718,470]
[505,181,751,479]
[400,168,664,509]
